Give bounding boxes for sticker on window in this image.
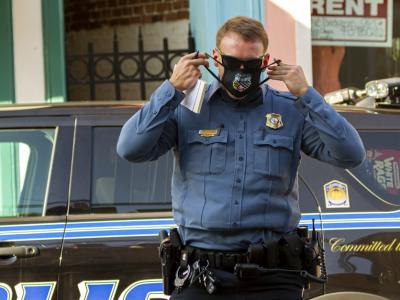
[367,149,400,195]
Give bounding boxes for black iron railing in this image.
[66,27,195,100]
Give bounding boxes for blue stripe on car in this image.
[1,210,400,241]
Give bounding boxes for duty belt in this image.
[184,233,305,272]
[185,246,248,271]
[169,225,327,295]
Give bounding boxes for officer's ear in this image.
[261,53,270,69]
[212,48,220,68]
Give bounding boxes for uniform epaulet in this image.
[270,89,298,101]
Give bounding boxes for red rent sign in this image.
[311,0,393,47]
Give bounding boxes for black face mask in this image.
[205,53,280,98]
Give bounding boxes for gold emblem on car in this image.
[324,180,350,208]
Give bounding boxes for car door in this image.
[59,113,173,300]
[299,110,400,299]
[0,115,73,300]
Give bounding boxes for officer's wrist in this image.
[168,79,184,92]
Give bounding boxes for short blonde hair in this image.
[216,16,269,51]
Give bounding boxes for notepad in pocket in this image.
[180,79,207,114]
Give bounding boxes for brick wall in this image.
[65,0,189,32]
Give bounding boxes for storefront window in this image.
[312,0,400,95]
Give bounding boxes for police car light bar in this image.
[365,77,400,100]
[324,88,365,105]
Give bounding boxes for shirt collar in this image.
[206,80,222,103]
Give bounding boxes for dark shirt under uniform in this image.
[117,80,365,250]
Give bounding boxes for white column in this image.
[265,0,313,90]
[12,0,45,103]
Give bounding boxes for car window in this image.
[91,127,173,213]
[347,131,400,206]
[298,174,321,213]
[0,129,55,217]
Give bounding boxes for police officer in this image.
[117,16,365,300]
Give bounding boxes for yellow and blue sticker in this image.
[324,180,350,208]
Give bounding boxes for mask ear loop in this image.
[259,58,282,85]
[203,53,225,83]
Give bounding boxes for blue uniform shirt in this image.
[117,80,365,250]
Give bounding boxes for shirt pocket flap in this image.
[187,129,228,145]
[254,134,293,151]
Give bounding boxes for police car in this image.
[0,78,399,300]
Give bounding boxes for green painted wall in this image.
[42,0,67,103]
[0,0,15,104]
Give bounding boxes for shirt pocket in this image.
[253,133,294,179]
[184,129,228,175]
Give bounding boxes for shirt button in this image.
[238,156,243,161]
[233,222,238,226]
[234,201,239,205]
[236,178,241,183]
[239,134,243,139]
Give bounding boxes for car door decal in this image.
[64,219,176,240]
[78,280,119,300]
[0,283,12,300]
[2,214,400,243]
[0,280,164,300]
[118,279,164,300]
[15,282,56,300]
[0,223,64,242]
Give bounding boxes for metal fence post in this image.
[88,42,96,100]
[113,31,121,100]
[138,27,146,99]
[163,38,170,79]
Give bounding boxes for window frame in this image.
[0,116,74,219]
[69,114,174,216]
[0,128,56,217]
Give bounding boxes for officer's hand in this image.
[169,52,209,92]
[267,62,309,97]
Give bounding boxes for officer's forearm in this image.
[297,87,366,168]
[116,80,184,162]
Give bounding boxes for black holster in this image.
[159,228,182,295]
